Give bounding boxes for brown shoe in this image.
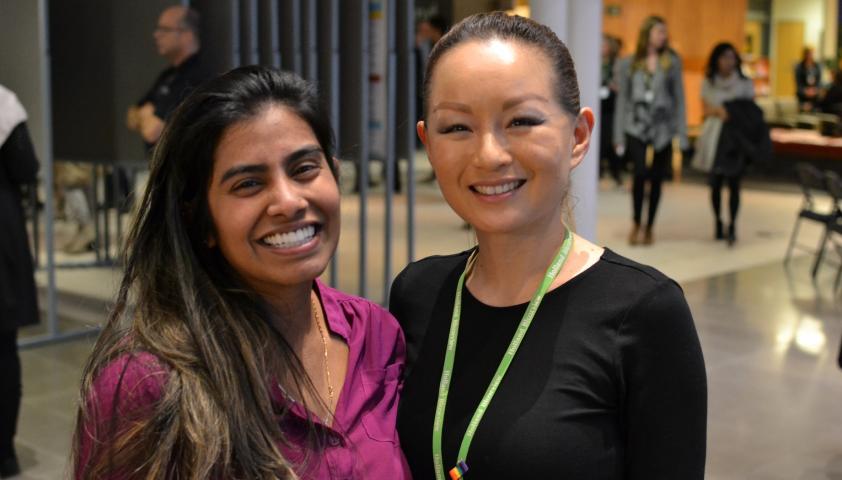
[642,227,654,245]
[628,224,640,245]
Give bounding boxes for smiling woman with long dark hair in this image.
[71,66,409,479]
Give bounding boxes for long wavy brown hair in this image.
[632,15,674,72]
[70,66,338,479]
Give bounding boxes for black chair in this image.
[816,171,842,290]
[784,163,841,277]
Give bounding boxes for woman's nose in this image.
[475,130,513,169]
[265,178,308,218]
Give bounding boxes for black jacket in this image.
[713,99,771,177]
[0,122,40,331]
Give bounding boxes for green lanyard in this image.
[432,229,574,480]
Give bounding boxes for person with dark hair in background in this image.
[614,15,689,246]
[72,67,409,479]
[692,43,755,245]
[416,14,449,183]
[127,5,210,151]
[391,12,706,480]
[795,47,822,112]
[600,34,623,187]
[0,84,40,479]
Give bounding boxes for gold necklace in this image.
[311,296,335,418]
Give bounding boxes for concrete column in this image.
[824,0,838,62]
[530,0,602,241]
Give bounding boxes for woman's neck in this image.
[263,282,316,349]
[468,219,567,307]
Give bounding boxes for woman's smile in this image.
[469,179,527,201]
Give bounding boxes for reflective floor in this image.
[689,258,842,479]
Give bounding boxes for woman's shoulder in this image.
[596,249,682,297]
[316,279,402,335]
[389,250,472,321]
[596,250,692,328]
[86,350,169,419]
[393,249,473,289]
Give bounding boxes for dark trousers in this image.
[710,173,741,224]
[628,135,672,227]
[0,331,20,460]
[600,113,624,184]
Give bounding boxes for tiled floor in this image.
[12,167,842,479]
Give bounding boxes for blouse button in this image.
[327,435,342,447]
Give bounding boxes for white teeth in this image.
[474,181,520,195]
[261,225,317,248]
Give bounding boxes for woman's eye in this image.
[292,162,321,178]
[233,179,261,191]
[439,123,470,134]
[510,117,545,128]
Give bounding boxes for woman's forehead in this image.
[431,39,554,89]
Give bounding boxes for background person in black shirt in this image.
[795,47,822,113]
[390,12,706,480]
[127,5,209,150]
[0,84,40,478]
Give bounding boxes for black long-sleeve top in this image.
[0,122,40,331]
[389,248,707,479]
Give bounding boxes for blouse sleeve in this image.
[616,279,707,479]
[75,352,167,480]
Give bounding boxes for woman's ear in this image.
[570,108,595,170]
[417,120,428,146]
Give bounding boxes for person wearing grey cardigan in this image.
[613,16,688,246]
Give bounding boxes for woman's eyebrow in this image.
[220,164,268,185]
[502,94,550,110]
[219,145,323,185]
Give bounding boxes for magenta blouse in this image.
[76,279,411,479]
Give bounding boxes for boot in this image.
[628,224,640,245]
[715,219,725,240]
[727,223,736,246]
[642,226,654,245]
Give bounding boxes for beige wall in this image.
[452,0,496,23]
[824,0,838,61]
